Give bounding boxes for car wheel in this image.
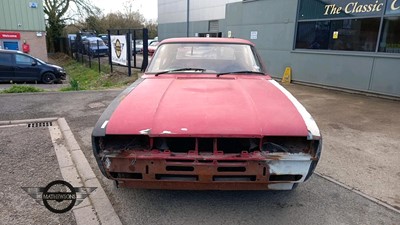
[42,72,56,84]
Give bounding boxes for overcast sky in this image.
[92,0,158,21]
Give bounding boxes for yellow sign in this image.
[333,31,339,39]
[282,67,292,84]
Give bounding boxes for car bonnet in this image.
[105,76,311,138]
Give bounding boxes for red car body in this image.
[92,38,322,190]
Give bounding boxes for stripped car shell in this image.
[92,37,322,190]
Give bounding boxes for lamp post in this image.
[187,0,190,37]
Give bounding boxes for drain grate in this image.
[27,121,53,128]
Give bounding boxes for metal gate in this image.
[107,28,149,76]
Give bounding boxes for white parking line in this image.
[315,172,400,214]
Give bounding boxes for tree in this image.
[61,0,158,42]
[145,20,158,39]
[44,0,99,52]
[85,15,106,34]
[99,11,144,30]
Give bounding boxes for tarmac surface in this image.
[0,125,76,225]
[0,82,399,224]
[284,84,400,209]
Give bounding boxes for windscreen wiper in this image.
[216,71,265,77]
[154,68,206,76]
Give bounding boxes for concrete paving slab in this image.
[70,148,97,181]
[49,125,74,168]
[58,119,81,151]
[55,118,122,225]
[84,177,123,225]
[73,205,99,225]
[58,166,91,210]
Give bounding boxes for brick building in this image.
[0,0,48,61]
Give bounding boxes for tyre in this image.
[42,72,56,84]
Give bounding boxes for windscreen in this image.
[90,40,106,47]
[146,43,263,74]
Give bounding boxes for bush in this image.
[1,85,44,93]
[69,79,80,90]
[60,79,80,91]
[51,54,137,91]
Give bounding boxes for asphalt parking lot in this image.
[0,82,399,224]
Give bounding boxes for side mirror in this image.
[31,61,37,66]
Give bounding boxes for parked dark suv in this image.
[0,50,66,84]
[82,37,109,57]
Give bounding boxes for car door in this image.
[14,54,41,81]
[0,52,14,80]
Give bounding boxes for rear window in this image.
[0,53,13,65]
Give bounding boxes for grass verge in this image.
[52,54,137,91]
[1,85,44,93]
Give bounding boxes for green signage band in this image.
[299,0,400,20]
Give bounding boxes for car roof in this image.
[85,37,102,41]
[160,37,255,46]
[0,49,24,54]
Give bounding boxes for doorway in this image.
[3,41,19,50]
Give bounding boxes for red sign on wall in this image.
[0,32,21,39]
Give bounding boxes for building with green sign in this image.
[0,0,47,61]
[158,0,400,97]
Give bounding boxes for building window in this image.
[296,18,380,51]
[209,20,219,32]
[295,0,400,54]
[379,16,400,53]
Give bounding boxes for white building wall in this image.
[158,0,241,24]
